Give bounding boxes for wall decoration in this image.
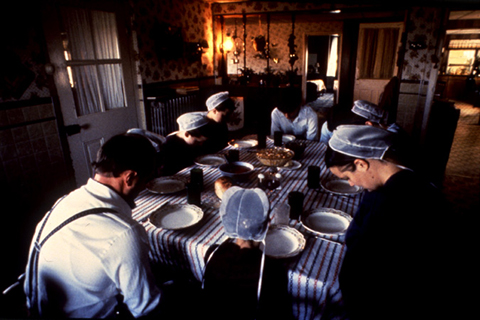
[288,14,298,71]
[131,0,214,83]
[227,96,244,131]
[152,22,184,61]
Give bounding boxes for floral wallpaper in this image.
[402,7,444,81]
[223,16,343,78]
[131,0,348,84]
[396,6,445,135]
[130,0,215,83]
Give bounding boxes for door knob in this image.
[64,124,82,136]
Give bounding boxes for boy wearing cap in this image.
[159,112,211,176]
[202,187,293,320]
[325,125,455,319]
[320,100,403,144]
[203,91,236,153]
[270,88,319,141]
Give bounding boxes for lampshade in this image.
[224,38,234,52]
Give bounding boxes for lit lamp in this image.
[223,37,234,52]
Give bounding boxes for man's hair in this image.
[325,146,357,170]
[325,142,407,170]
[92,134,157,178]
[188,122,213,138]
[277,87,301,114]
[215,98,235,112]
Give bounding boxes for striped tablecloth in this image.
[132,140,362,320]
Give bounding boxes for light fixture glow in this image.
[224,38,234,52]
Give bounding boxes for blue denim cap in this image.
[177,111,209,131]
[220,186,270,241]
[329,125,395,159]
[206,91,229,111]
[351,100,385,123]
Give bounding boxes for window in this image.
[446,49,477,76]
[61,7,126,116]
[358,28,399,79]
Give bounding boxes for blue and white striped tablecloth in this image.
[132,140,362,320]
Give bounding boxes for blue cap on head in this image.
[177,112,209,131]
[329,125,395,160]
[219,186,270,241]
[206,91,230,111]
[351,100,385,123]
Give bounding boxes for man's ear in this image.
[184,131,191,139]
[124,170,138,187]
[353,159,370,172]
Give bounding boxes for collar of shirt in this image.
[85,178,133,215]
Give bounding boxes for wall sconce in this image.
[223,37,234,52]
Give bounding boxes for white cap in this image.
[351,100,385,123]
[177,112,209,131]
[220,186,270,241]
[206,91,230,111]
[329,125,395,160]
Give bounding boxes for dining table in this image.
[132,138,363,320]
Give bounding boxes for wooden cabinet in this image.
[437,75,480,104]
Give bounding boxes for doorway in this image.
[305,35,339,115]
[353,22,403,104]
[43,1,140,186]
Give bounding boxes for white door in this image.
[43,2,139,186]
[354,22,404,104]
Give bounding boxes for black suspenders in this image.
[26,198,117,317]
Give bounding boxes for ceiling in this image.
[449,10,480,20]
[448,10,480,35]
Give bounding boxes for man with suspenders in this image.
[24,134,161,318]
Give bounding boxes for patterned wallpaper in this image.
[401,6,445,81]
[130,0,215,83]
[223,16,343,78]
[131,0,347,84]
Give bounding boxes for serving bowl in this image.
[218,161,255,181]
[256,147,294,167]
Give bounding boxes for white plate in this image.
[280,160,302,170]
[228,139,258,149]
[149,204,203,230]
[267,134,296,143]
[301,208,352,236]
[321,178,364,195]
[261,225,306,259]
[242,134,258,141]
[195,154,227,167]
[146,177,186,194]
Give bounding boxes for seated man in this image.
[24,134,161,318]
[203,187,293,320]
[159,111,211,176]
[325,125,456,319]
[203,91,236,153]
[270,88,319,141]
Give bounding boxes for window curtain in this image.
[62,7,125,116]
[326,36,338,77]
[359,28,399,79]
